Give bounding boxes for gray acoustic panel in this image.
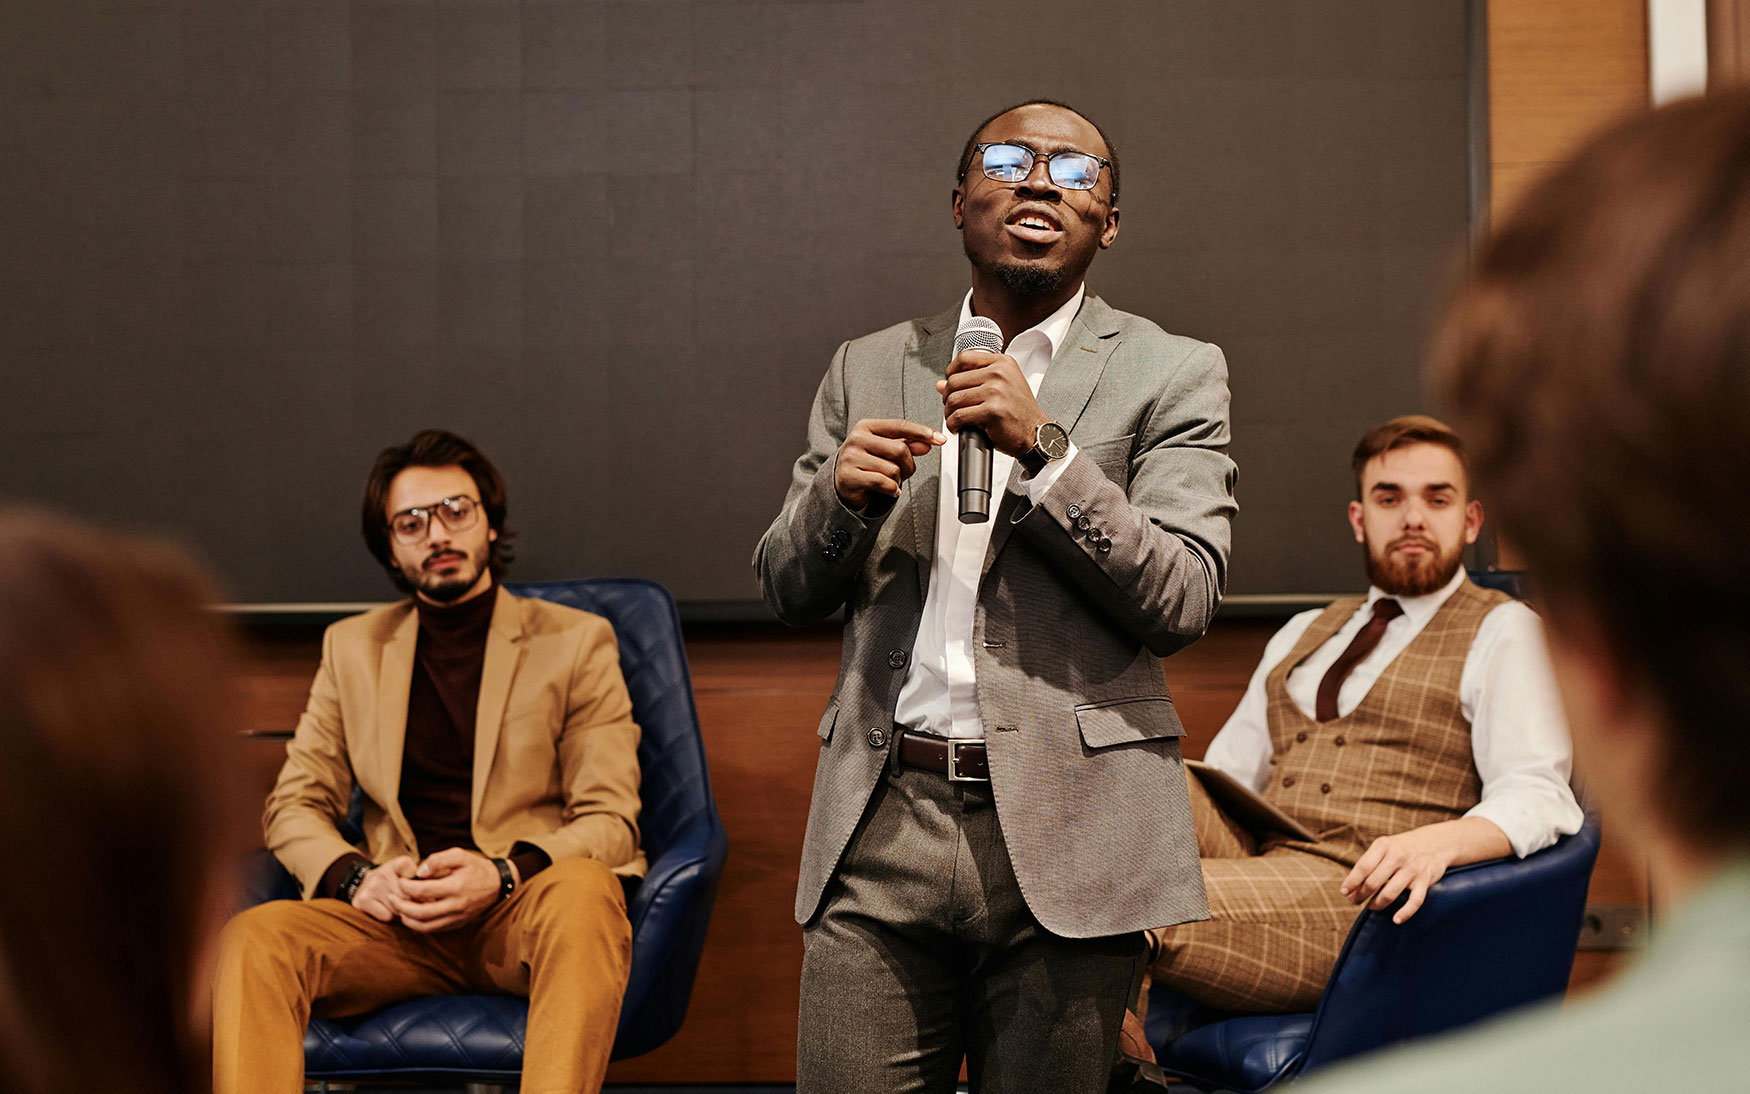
[0,0,1473,606]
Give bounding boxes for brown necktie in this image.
[1315,598,1404,722]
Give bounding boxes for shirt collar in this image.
[957,283,1086,364]
[1364,565,1467,626]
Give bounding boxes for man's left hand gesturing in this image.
[938,349,1048,457]
[396,847,515,934]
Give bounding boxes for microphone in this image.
[953,316,1003,523]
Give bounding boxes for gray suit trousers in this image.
[797,765,1146,1094]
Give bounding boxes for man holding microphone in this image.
[756,99,1237,1094]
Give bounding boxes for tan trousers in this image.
[212,857,632,1094]
[1144,776,1361,1013]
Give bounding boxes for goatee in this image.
[990,260,1066,298]
[418,576,474,604]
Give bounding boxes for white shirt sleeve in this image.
[1460,601,1586,857]
[1203,610,1322,793]
[1022,441,1079,503]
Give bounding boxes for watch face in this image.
[1039,421,1071,460]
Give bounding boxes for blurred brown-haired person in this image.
[1298,91,1750,1094]
[0,507,248,1094]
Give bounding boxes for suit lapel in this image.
[374,607,419,850]
[982,293,1121,569]
[901,304,959,600]
[472,585,526,824]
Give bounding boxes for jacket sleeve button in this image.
[887,649,908,669]
[1066,503,1083,519]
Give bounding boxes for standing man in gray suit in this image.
[755,99,1237,1093]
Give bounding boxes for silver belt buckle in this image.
[947,737,987,782]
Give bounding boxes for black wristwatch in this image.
[336,860,371,904]
[1018,420,1071,476]
[492,857,516,902]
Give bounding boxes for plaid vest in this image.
[1261,578,1512,866]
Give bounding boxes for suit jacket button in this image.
[1283,776,1296,788]
[1334,735,1346,746]
[887,649,907,669]
[1321,783,1332,794]
[1076,514,1092,531]
[1296,731,1308,743]
[866,727,887,748]
[1067,503,1083,519]
[1097,537,1112,553]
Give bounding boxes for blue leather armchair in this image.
[248,578,728,1085]
[1146,815,1601,1093]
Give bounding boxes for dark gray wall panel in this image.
[0,0,1471,605]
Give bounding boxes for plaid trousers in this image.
[1143,774,1361,1013]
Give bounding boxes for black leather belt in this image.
[897,730,990,782]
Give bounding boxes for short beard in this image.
[989,260,1066,299]
[404,552,485,604]
[1363,535,1464,597]
[417,573,476,604]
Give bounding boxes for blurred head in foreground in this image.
[0,508,244,1094]
[1434,90,1750,894]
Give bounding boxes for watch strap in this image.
[493,857,516,902]
[1020,421,1067,475]
[336,859,371,905]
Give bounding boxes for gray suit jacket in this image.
[754,294,1236,938]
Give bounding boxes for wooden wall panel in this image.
[1489,0,1648,165]
[1486,0,1651,995]
[239,611,1632,1080]
[1711,0,1750,85]
[236,620,1273,1084]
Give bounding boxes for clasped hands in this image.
[834,348,1049,510]
[351,847,515,933]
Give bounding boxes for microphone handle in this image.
[959,427,992,524]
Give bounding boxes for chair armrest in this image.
[241,848,302,907]
[1298,822,1600,1073]
[612,815,729,1060]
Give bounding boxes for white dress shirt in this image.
[894,286,1084,740]
[1203,568,1584,857]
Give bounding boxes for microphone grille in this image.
[953,316,1004,356]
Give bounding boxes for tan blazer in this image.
[266,586,645,899]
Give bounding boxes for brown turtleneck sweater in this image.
[318,585,549,898]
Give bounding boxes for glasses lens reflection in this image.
[981,143,1032,182]
[979,144,1101,191]
[389,497,480,544]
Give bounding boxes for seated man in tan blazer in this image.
[1138,415,1582,1028]
[213,429,644,1094]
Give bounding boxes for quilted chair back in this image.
[506,580,715,882]
[506,579,726,1058]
